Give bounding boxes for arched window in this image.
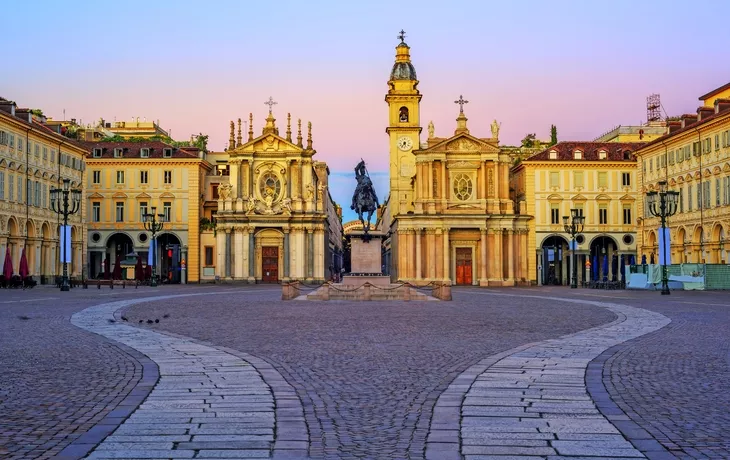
[623,150,632,160]
[399,106,409,123]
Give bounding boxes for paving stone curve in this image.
[426,291,672,460]
[70,292,309,460]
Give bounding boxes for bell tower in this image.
[385,30,422,217]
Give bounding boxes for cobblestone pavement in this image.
[124,286,616,459]
[542,287,730,459]
[72,292,307,459]
[439,290,670,460]
[0,286,202,459]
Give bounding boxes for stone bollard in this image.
[281,282,294,301]
[321,283,330,301]
[402,284,411,301]
[363,283,371,301]
[436,281,452,301]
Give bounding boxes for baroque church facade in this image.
[380,36,532,286]
[209,106,342,283]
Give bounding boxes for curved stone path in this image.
[70,293,307,459]
[426,291,672,460]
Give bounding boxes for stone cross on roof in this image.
[264,96,277,113]
[454,95,469,113]
[398,30,406,43]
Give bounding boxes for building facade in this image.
[84,141,210,282]
[594,122,667,143]
[0,98,87,282]
[204,108,342,283]
[512,142,642,285]
[381,36,530,286]
[635,82,730,264]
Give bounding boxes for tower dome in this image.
[390,31,417,81]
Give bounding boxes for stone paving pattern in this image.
[0,289,148,459]
[557,288,730,459]
[124,287,615,459]
[441,291,670,460]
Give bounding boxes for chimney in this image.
[667,120,682,134]
[698,106,714,120]
[680,114,696,128]
[714,98,730,114]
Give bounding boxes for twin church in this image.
[210,32,531,286]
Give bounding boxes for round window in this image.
[139,233,148,243]
[259,172,282,202]
[576,235,585,245]
[91,232,101,243]
[623,234,634,245]
[453,173,473,201]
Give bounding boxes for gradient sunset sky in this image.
[4,0,730,221]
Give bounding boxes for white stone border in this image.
[426,292,671,460]
[71,292,300,459]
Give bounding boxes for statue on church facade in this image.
[491,119,501,138]
[428,121,435,138]
[351,159,379,236]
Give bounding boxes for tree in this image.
[521,133,536,148]
[550,125,558,146]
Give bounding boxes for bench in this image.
[84,279,115,289]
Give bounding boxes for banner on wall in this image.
[59,225,72,263]
[657,227,671,266]
[147,239,156,267]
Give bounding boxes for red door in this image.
[262,247,279,283]
[455,248,473,285]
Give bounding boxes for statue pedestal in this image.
[349,231,384,275]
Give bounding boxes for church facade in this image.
[208,105,342,283]
[380,35,531,286]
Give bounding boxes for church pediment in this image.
[417,132,497,154]
[236,132,304,155]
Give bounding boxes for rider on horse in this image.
[351,160,379,233]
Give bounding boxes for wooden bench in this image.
[84,279,115,289]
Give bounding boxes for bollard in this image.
[363,283,371,301]
[98,283,101,290]
[403,284,411,301]
[321,283,330,301]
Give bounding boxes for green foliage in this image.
[521,133,536,148]
[30,109,44,117]
[549,125,558,146]
[200,217,216,232]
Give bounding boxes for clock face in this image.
[397,136,413,151]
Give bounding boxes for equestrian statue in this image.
[351,159,379,238]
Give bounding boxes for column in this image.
[224,229,232,278]
[283,230,290,279]
[478,163,484,200]
[521,230,529,285]
[427,162,434,200]
[507,230,515,285]
[480,229,487,284]
[307,229,314,279]
[249,159,255,197]
[232,160,241,198]
[428,230,436,279]
[241,161,249,198]
[441,161,447,201]
[34,242,41,277]
[239,161,245,198]
[248,230,255,280]
[216,230,226,278]
[415,228,422,280]
[234,229,244,278]
[495,230,503,281]
[442,228,450,282]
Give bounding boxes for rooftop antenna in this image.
[647,94,661,123]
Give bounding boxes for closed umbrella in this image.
[629,254,636,266]
[641,254,647,265]
[135,255,144,281]
[602,255,609,282]
[104,257,110,280]
[650,253,655,264]
[19,247,29,279]
[620,255,626,281]
[112,252,122,280]
[592,254,598,281]
[611,255,619,282]
[2,246,13,279]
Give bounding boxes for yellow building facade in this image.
[202,107,342,283]
[636,82,730,264]
[382,36,530,286]
[512,142,642,285]
[84,141,210,282]
[0,98,87,283]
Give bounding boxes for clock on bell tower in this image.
[385,29,422,217]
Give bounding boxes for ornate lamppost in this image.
[563,208,585,289]
[143,207,165,287]
[50,178,81,292]
[646,180,679,295]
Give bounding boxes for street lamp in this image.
[563,208,585,289]
[646,180,679,295]
[50,178,82,292]
[143,206,165,287]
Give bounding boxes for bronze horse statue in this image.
[351,160,379,236]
